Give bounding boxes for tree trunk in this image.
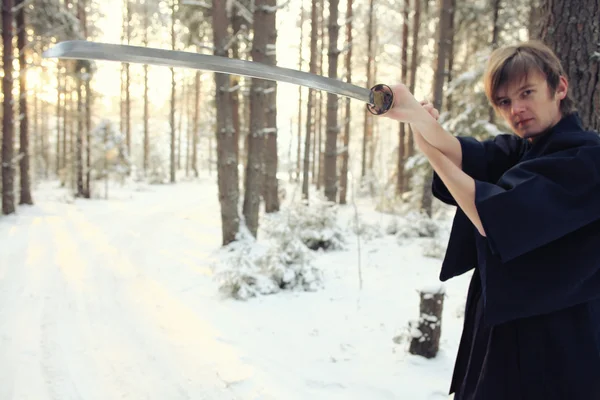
[406,0,421,169]
[62,78,68,182]
[339,0,353,205]
[39,48,49,180]
[528,0,541,39]
[120,68,125,135]
[42,98,49,179]
[2,0,16,214]
[324,0,340,202]
[263,0,279,212]
[70,81,76,190]
[85,78,91,198]
[445,0,455,113]
[397,0,409,196]
[302,0,319,200]
[296,1,305,182]
[17,0,33,205]
[213,0,240,245]
[244,0,268,237]
[313,96,319,186]
[75,74,85,197]
[170,0,177,183]
[362,0,375,179]
[177,79,185,171]
[409,289,444,359]
[421,0,452,217]
[192,71,200,177]
[170,66,176,183]
[315,0,325,189]
[231,12,243,162]
[488,0,501,124]
[120,0,125,136]
[431,0,452,113]
[143,1,150,174]
[125,0,131,154]
[81,0,91,198]
[104,124,109,199]
[56,66,62,176]
[536,0,600,132]
[33,82,40,179]
[186,80,191,176]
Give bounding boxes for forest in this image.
[0,0,599,398]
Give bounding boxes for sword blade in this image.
[43,40,372,104]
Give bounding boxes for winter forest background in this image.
[0,0,599,398]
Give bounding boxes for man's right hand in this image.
[420,100,440,121]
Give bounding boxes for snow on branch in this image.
[231,0,253,24]
[11,0,35,13]
[257,0,290,13]
[181,0,211,7]
[192,38,214,51]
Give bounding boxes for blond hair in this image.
[483,41,575,115]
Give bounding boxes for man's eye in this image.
[522,90,532,96]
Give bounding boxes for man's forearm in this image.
[376,85,462,167]
[410,114,462,168]
[415,129,486,237]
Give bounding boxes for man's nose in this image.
[511,100,526,115]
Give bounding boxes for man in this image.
[380,41,600,399]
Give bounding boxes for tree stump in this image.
[409,287,445,359]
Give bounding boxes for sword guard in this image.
[367,84,394,115]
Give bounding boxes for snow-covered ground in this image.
[0,176,472,400]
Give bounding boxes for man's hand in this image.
[412,101,441,151]
[382,84,434,124]
[419,100,440,121]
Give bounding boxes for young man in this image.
[380,41,600,399]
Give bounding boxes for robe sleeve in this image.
[432,134,526,280]
[432,134,526,205]
[475,145,600,263]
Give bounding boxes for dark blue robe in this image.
[432,113,600,399]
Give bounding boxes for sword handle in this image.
[367,84,394,115]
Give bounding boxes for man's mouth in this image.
[516,118,533,127]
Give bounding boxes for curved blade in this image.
[43,40,373,104]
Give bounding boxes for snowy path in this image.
[0,180,467,400]
[0,182,279,400]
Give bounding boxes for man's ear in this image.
[555,76,568,100]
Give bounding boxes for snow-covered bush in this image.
[386,218,400,235]
[356,170,379,198]
[389,212,448,258]
[375,181,402,214]
[265,197,345,251]
[421,237,446,259]
[215,199,344,300]
[395,211,440,239]
[258,235,321,291]
[88,119,131,195]
[347,217,384,241]
[214,236,281,300]
[146,149,168,184]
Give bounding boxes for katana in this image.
[42,40,394,115]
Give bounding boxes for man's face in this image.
[494,71,567,139]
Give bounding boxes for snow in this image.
[0,176,472,399]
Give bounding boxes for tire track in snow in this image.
[0,215,59,400]
[42,207,185,400]
[40,213,115,400]
[58,207,234,399]
[63,206,286,399]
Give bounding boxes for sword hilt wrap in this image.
[367,84,394,115]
